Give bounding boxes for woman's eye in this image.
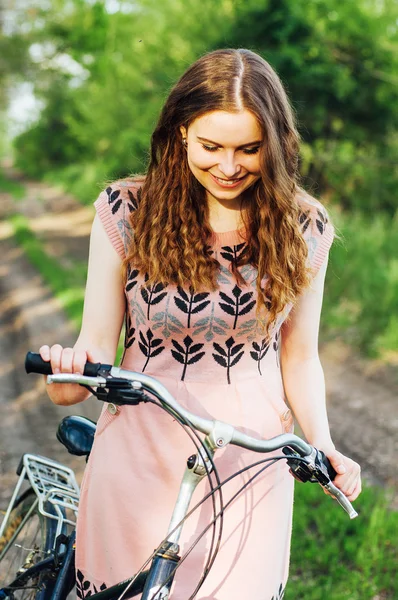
[201,144,260,154]
[243,147,260,155]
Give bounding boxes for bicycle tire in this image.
[0,488,58,600]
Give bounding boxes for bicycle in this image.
[0,352,358,600]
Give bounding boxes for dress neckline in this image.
[211,227,247,247]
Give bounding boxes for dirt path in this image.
[1,168,397,509]
[0,169,100,505]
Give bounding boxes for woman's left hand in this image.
[323,449,362,502]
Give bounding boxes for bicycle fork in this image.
[140,440,216,600]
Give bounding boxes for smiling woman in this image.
[180,110,263,219]
[39,48,361,600]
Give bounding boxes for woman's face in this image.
[180,110,263,209]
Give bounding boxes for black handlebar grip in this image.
[25,352,53,375]
[318,449,338,481]
[25,352,102,377]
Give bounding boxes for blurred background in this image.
[0,0,397,598]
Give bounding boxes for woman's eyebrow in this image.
[196,136,262,148]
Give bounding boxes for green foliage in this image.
[9,214,87,330]
[0,169,25,200]
[224,0,398,213]
[43,162,111,205]
[323,209,398,360]
[10,0,234,180]
[287,482,397,599]
[9,210,125,360]
[7,0,398,214]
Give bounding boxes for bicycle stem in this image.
[166,439,215,545]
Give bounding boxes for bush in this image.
[323,209,398,361]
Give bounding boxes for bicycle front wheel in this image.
[0,488,58,600]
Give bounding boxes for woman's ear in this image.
[179,125,187,140]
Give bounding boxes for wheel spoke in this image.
[0,491,55,599]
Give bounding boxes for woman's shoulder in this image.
[99,175,145,216]
[294,187,335,274]
[295,187,331,237]
[93,175,145,259]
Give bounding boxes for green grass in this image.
[8,213,126,363]
[322,209,398,362]
[0,169,26,200]
[286,482,397,599]
[9,214,87,330]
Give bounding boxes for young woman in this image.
[39,48,361,599]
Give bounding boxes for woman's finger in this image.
[73,349,88,374]
[344,465,361,497]
[50,344,63,373]
[60,347,74,373]
[340,475,358,497]
[334,459,361,496]
[39,345,51,361]
[326,450,347,476]
[346,478,362,502]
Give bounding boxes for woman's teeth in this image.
[214,176,242,185]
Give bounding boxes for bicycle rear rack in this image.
[0,454,80,544]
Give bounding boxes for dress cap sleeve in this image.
[93,180,142,259]
[297,193,335,276]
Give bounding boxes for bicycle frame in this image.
[0,436,215,600]
[0,538,148,600]
[2,363,358,599]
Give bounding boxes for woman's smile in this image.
[180,109,262,209]
[210,172,248,188]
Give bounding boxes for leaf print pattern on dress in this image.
[219,285,256,329]
[127,188,139,212]
[193,302,229,341]
[141,274,168,319]
[138,328,165,372]
[212,336,244,384]
[171,335,205,381]
[273,329,280,368]
[216,263,232,285]
[124,313,136,349]
[174,286,210,328]
[250,338,270,375]
[125,266,139,293]
[239,263,258,289]
[105,186,122,215]
[220,242,247,265]
[316,208,328,234]
[270,583,285,600]
[152,295,185,339]
[76,569,107,599]
[299,209,311,234]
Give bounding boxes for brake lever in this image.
[282,448,358,519]
[322,481,359,519]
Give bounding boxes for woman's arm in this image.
[40,213,126,405]
[280,256,331,447]
[280,255,362,501]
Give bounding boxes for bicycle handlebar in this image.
[25,351,103,378]
[25,352,313,456]
[25,352,358,519]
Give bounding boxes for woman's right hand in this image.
[39,344,97,406]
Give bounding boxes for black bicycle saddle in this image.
[56,415,97,457]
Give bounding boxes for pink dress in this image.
[75,181,334,599]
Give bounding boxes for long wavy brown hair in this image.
[123,48,315,337]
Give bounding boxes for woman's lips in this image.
[210,173,247,189]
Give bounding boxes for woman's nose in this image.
[218,153,241,178]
